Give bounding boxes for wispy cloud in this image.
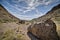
[8,0,60,19]
[13,14,33,20]
[1,0,60,20]
[6,2,23,12]
[34,9,43,17]
[6,0,59,14]
[20,0,54,13]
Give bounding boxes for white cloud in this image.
[19,17,33,20]
[7,0,53,19]
[4,0,59,20]
[13,14,33,20]
[42,0,52,5]
[12,0,24,3]
[21,0,54,13]
[34,9,43,17]
[7,0,56,14]
[24,0,59,13]
[6,2,24,12]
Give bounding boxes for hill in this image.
[31,4,60,24]
[0,3,60,40]
[0,4,30,40]
[0,4,22,23]
[30,4,60,37]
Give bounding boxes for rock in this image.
[28,19,59,40]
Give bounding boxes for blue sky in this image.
[0,0,60,20]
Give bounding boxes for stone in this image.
[28,19,59,40]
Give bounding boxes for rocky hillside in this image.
[0,4,24,23]
[0,4,29,40]
[31,4,60,36]
[0,3,60,40]
[31,4,60,24]
[28,4,60,40]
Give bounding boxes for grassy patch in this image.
[0,29,25,40]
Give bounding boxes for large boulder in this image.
[28,19,59,40]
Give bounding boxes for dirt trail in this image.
[0,22,39,40]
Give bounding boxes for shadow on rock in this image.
[27,19,59,40]
[27,32,40,40]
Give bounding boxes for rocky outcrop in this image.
[28,19,59,40]
[28,4,60,40]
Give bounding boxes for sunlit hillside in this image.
[0,4,29,40]
[31,4,60,37]
[0,3,60,40]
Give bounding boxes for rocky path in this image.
[0,22,39,40]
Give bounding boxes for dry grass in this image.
[0,27,25,40]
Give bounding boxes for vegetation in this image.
[0,4,20,23]
[0,4,26,40]
[0,28,25,40]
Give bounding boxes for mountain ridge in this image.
[31,4,60,24]
[0,4,26,23]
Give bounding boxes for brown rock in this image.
[28,19,59,40]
